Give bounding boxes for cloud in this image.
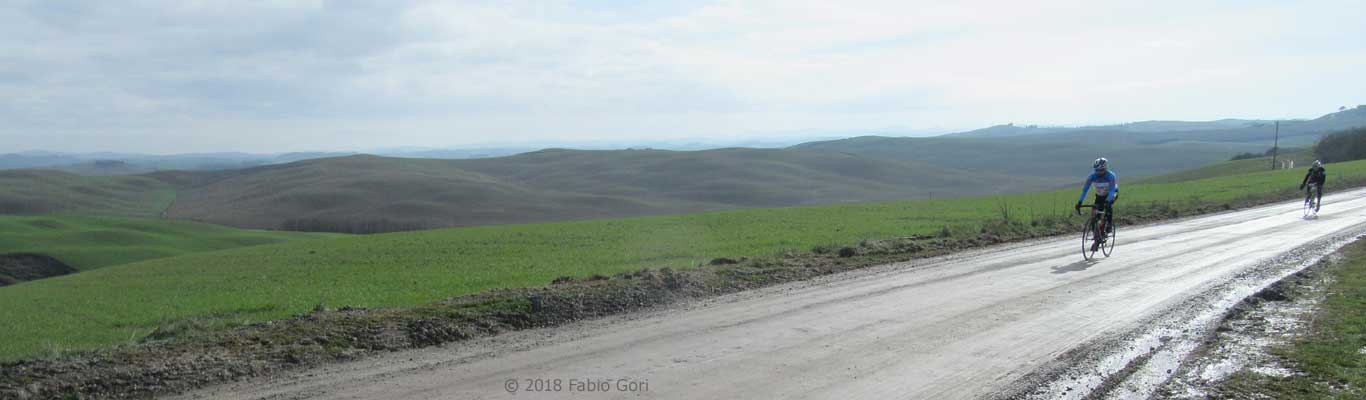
[0,0,1363,153]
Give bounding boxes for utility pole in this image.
[1271,121,1280,170]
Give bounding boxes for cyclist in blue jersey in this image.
[1075,158,1119,251]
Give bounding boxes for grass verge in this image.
[1212,240,1366,399]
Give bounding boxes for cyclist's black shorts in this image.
[1094,194,1117,210]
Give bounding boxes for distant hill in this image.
[952,119,1260,138]
[0,152,83,170]
[163,149,1050,232]
[790,134,1264,181]
[792,106,1366,182]
[950,105,1366,146]
[5,107,1364,233]
[0,152,344,176]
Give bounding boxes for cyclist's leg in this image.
[1106,194,1117,233]
[1316,184,1323,211]
[1094,194,1109,241]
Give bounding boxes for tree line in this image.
[1314,126,1366,163]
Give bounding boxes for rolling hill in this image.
[163,148,1054,232]
[950,105,1366,146]
[0,169,179,217]
[0,215,334,286]
[788,106,1365,181]
[789,134,1265,181]
[0,215,333,273]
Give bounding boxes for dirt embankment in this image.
[0,254,76,287]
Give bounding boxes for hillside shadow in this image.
[1051,259,1098,274]
[0,253,77,286]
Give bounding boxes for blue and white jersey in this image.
[1078,170,1118,203]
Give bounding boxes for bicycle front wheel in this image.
[1082,216,1098,260]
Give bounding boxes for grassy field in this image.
[1138,149,1315,183]
[3,159,1366,360]
[1217,240,1366,399]
[0,215,335,272]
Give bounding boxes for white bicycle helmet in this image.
[1092,157,1109,170]
[1313,160,1323,167]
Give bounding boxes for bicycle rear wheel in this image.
[1101,218,1116,257]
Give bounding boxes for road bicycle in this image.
[1078,205,1115,260]
[1303,184,1320,219]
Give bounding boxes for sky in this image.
[1,0,1363,154]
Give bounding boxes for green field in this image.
[4,159,1366,360]
[1138,149,1315,183]
[0,215,335,272]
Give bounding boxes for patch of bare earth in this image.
[0,253,77,286]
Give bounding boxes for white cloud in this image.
[0,0,1363,153]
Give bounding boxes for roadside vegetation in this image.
[1315,126,1366,163]
[4,159,1366,364]
[1213,239,1366,399]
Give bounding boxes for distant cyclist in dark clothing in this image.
[1300,160,1326,212]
